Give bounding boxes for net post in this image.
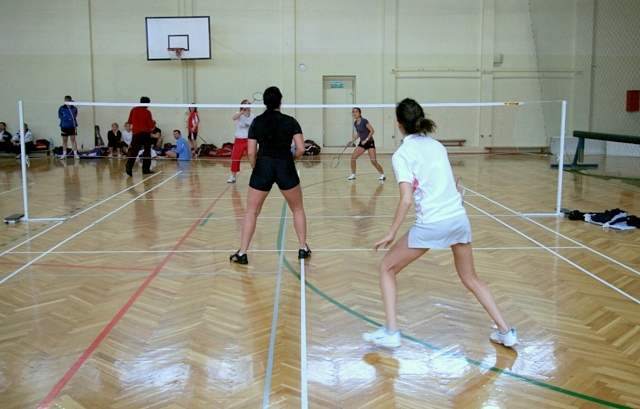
[555,100,567,216]
[18,100,28,221]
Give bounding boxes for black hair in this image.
[140,96,151,104]
[261,86,283,140]
[263,86,282,110]
[173,129,181,134]
[395,98,436,135]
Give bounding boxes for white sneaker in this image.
[348,173,356,180]
[227,175,236,183]
[60,152,67,159]
[490,327,518,347]
[363,326,401,347]
[379,173,386,180]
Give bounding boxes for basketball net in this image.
[167,47,184,61]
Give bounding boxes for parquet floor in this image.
[0,152,638,408]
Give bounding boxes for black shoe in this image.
[298,246,312,259]
[125,168,132,177]
[143,170,155,175]
[230,251,248,265]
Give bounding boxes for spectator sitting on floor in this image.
[151,121,163,148]
[11,123,35,158]
[164,129,192,161]
[0,122,12,153]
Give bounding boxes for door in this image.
[323,76,355,147]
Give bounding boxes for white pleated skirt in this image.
[408,213,472,250]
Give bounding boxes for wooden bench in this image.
[485,146,549,154]
[437,139,466,147]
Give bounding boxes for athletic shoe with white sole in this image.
[363,326,401,347]
[227,175,236,183]
[379,173,386,180]
[298,246,312,259]
[490,327,518,347]
[348,173,356,180]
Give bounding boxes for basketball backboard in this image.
[145,16,211,60]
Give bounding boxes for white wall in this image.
[0,0,638,154]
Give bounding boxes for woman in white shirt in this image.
[12,123,35,157]
[363,98,517,348]
[227,99,255,183]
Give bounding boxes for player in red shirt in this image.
[126,96,155,176]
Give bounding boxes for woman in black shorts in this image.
[230,86,311,265]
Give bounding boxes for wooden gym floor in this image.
[0,152,638,408]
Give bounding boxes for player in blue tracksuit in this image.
[58,95,78,158]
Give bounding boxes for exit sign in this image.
[330,81,344,88]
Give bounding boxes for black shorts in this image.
[188,132,198,140]
[61,127,76,137]
[358,138,376,150]
[249,157,300,192]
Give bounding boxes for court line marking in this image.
[280,180,636,409]
[467,188,640,300]
[1,245,583,256]
[0,175,176,285]
[0,175,161,262]
[300,257,308,409]
[37,174,233,409]
[65,172,164,220]
[0,182,34,195]
[287,267,632,409]
[262,201,289,409]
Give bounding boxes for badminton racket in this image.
[455,176,466,204]
[331,145,350,168]
[251,91,263,104]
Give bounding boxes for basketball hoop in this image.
[167,47,184,60]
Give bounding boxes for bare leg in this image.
[350,146,365,174]
[378,231,428,332]
[367,148,385,174]
[451,242,510,333]
[239,187,269,254]
[280,184,307,248]
[70,135,77,153]
[62,135,69,154]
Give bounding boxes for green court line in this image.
[276,190,632,409]
[199,212,213,226]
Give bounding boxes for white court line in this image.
[466,188,640,304]
[0,222,65,258]
[5,245,583,256]
[0,183,34,196]
[0,173,179,285]
[0,174,163,259]
[471,188,639,277]
[65,172,163,220]
[300,258,308,409]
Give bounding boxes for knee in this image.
[379,260,398,278]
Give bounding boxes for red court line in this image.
[37,184,232,409]
[0,261,155,272]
